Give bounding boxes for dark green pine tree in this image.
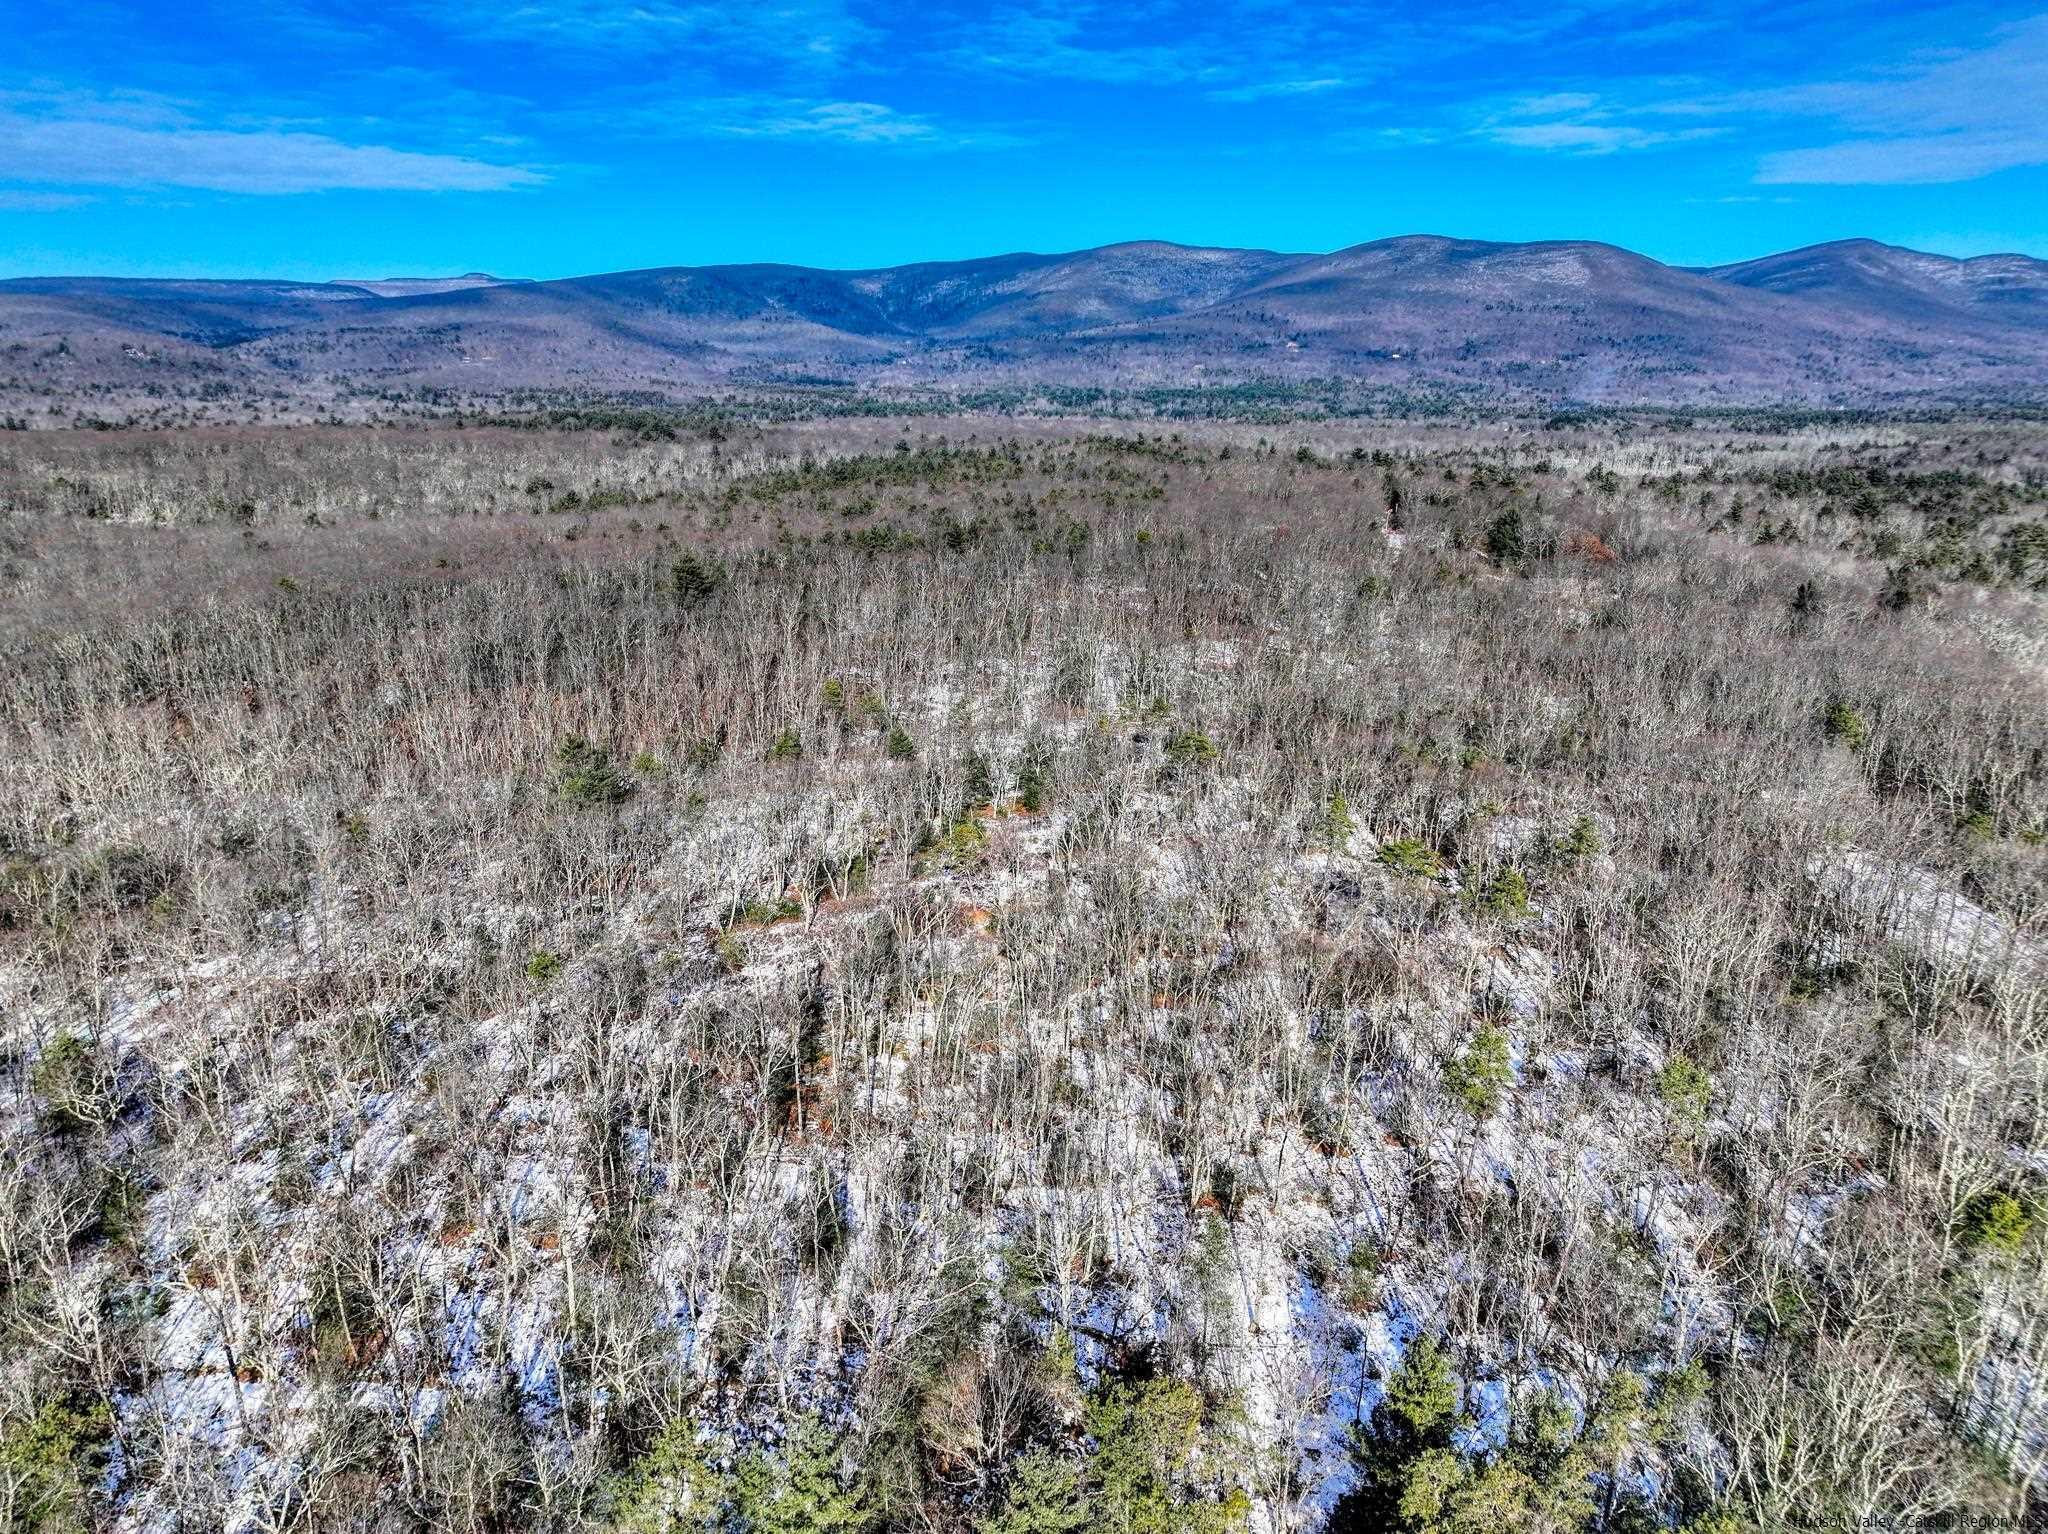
[1327,1335,1460,1532]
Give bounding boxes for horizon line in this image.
[4,232,2044,287]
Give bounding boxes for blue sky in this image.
[2,0,2045,278]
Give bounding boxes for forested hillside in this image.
[2,415,2045,1532]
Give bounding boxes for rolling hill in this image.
[3,235,2045,408]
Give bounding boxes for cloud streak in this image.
[551,92,1026,152]
[1486,120,1704,153]
[1447,16,2048,185]
[1205,78,1347,104]
[0,106,543,194]
[1752,15,2048,185]
[412,0,874,70]
[1474,90,1720,155]
[0,187,94,210]
[715,100,941,145]
[1758,132,2048,186]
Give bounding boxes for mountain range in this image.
[4,235,2045,408]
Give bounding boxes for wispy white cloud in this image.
[1205,77,1346,104]
[1758,132,2047,186]
[411,0,874,69]
[1487,120,1697,153]
[565,91,1027,151]
[0,101,543,193]
[1585,15,2048,185]
[1474,90,1719,155]
[0,187,94,210]
[1451,15,2048,184]
[935,1,1414,99]
[1750,15,2048,185]
[1502,91,1600,118]
[934,0,1729,105]
[950,10,1206,88]
[716,100,941,145]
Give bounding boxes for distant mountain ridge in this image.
[4,236,2046,407]
[1701,240,2048,332]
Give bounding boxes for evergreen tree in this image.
[555,735,631,805]
[673,550,725,608]
[608,1417,728,1533]
[1329,1336,1459,1532]
[1335,1358,1661,1534]
[1485,508,1526,563]
[733,1416,872,1534]
[978,1447,1089,1534]
[1083,1380,1247,1534]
